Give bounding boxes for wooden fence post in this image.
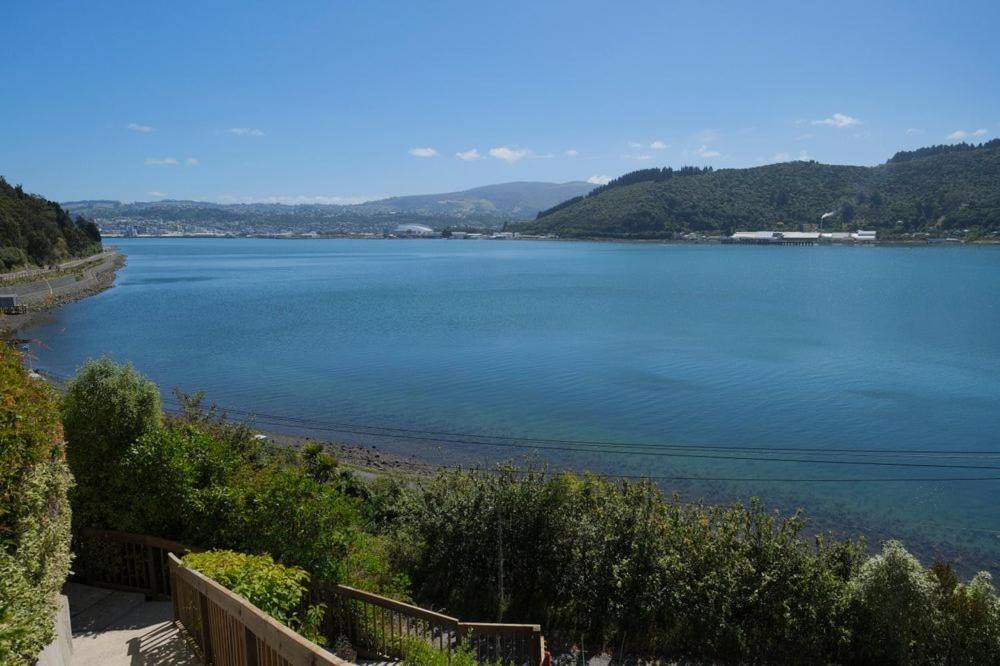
[244,625,258,666]
[199,591,214,664]
[145,542,158,599]
[530,628,544,666]
[170,560,180,623]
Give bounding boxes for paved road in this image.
[67,583,200,665]
[0,250,116,283]
[4,251,120,304]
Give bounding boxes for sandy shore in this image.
[0,250,125,337]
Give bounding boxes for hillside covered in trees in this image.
[518,140,1000,239]
[0,178,102,271]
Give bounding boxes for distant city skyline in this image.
[3,0,998,203]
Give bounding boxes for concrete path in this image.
[66,582,201,665]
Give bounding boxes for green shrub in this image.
[62,357,160,528]
[936,570,1000,664]
[224,467,361,581]
[117,425,246,540]
[341,533,411,599]
[401,466,864,662]
[183,550,324,642]
[0,246,26,270]
[398,637,477,666]
[0,344,73,664]
[847,540,940,663]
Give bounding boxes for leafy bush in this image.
[0,344,73,664]
[847,540,939,663]
[0,246,26,270]
[182,550,324,642]
[935,569,1000,664]
[340,533,411,599]
[62,357,161,529]
[223,467,360,581]
[65,360,366,585]
[398,637,477,666]
[117,425,245,538]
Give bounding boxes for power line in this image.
[164,407,1000,472]
[40,367,1000,457]
[38,369,1000,481]
[188,403,1000,458]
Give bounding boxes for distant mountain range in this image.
[62,181,594,235]
[516,140,1000,240]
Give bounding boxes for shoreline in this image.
[259,426,999,578]
[100,234,1000,246]
[0,250,125,338]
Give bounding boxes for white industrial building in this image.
[730,229,877,244]
[393,223,436,237]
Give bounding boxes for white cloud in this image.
[488,146,529,163]
[409,147,439,158]
[650,140,668,150]
[693,129,721,143]
[227,127,265,137]
[455,148,481,161]
[587,175,612,185]
[147,191,166,198]
[772,152,791,162]
[217,194,375,205]
[627,141,643,148]
[771,149,809,163]
[622,153,652,161]
[145,157,178,166]
[812,113,861,128]
[905,128,923,135]
[127,123,153,133]
[186,157,199,166]
[948,128,990,141]
[534,153,555,159]
[795,133,813,141]
[695,145,721,158]
[564,149,579,157]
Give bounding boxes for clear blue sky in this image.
[2,0,998,203]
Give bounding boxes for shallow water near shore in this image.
[22,238,1000,573]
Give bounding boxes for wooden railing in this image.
[316,583,546,666]
[74,529,549,665]
[72,528,194,600]
[169,553,351,666]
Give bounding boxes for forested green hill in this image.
[0,178,102,270]
[518,140,1000,239]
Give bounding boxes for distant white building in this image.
[730,231,819,244]
[394,223,436,237]
[732,229,877,244]
[450,231,468,239]
[492,231,517,240]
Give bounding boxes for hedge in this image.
[0,345,73,664]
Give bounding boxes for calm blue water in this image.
[20,239,1000,572]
